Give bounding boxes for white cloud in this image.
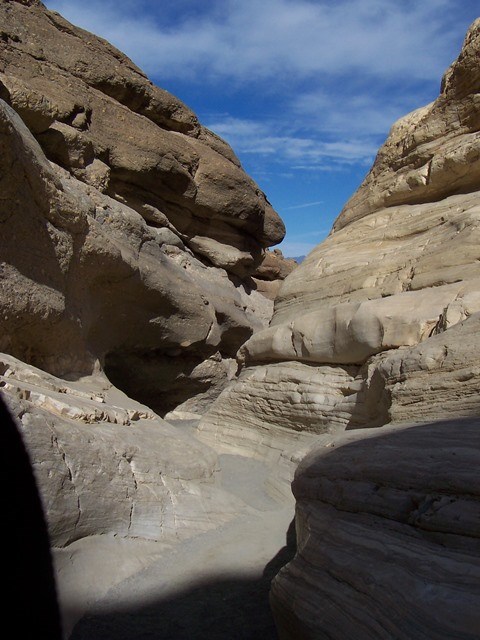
[44,0,471,85]
[293,89,426,138]
[205,116,379,168]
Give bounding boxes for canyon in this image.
[1,1,480,638]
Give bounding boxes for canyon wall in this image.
[198,18,480,458]
[0,0,295,551]
[2,2,480,637]
[0,0,293,417]
[191,18,480,639]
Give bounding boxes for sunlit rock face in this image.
[198,18,480,455]
[196,18,480,639]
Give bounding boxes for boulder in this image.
[0,0,285,278]
[271,420,480,639]
[0,0,288,415]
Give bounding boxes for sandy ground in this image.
[54,452,297,640]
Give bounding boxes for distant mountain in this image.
[291,255,306,263]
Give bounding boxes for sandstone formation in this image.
[0,0,293,628]
[1,352,250,547]
[194,17,480,639]
[198,18,480,456]
[2,1,480,638]
[0,0,291,418]
[271,420,480,639]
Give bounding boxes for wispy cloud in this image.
[45,0,470,85]
[205,116,380,169]
[283,201,324,210]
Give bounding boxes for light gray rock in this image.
[199,19,480,460]
[0,352,247,547]
[195,18,480,639]
[271,420,480,639]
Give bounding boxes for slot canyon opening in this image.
[104,348,235,418]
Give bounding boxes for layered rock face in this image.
[0,0,289,417]
[271,420,480,639]
[1,352,245,547]
[0,0,292,561]
[198,18,480,452]
[195,17,480,639]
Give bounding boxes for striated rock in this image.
[0,353,249,548]
[271,420,480,639]
[0,5,293,627]
[331,18,480,232]
[0,2,294,635]
[0,0,292,417]
[363,311,480,426]
[3,2,480,638]
[198,18,480,457]
[0,96,267,412]
[193,18,480,639]
[0,0,284,278]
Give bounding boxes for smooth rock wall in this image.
[271,421,480,639]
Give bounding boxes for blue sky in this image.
[44,0,479,258]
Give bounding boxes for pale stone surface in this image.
[271,420,480,639]
[240,279,480,366]
[273,191,480,327]
[330,18,480,232]
[200,20,480,458]
[3,3,480,639]
[363,312,480,426]
[195,18,480,640]
[0,353,247,547]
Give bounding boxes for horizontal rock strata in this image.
[194,17,480,639]
[198,17,480,460]
[270,420,480,639]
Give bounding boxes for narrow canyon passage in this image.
[57,450,296,640]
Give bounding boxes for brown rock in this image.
[0,0,285,278]
[0,0,281,414]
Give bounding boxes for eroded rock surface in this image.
[271,420,480,640]
[1,352,247,547]
[0,2,293,631]
[195,17,480,639]
[198,18,480,458]
[0,0,291,416]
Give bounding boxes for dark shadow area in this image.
[1,393,63,640]
[104,349,213,416]
[70,520,297,640]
